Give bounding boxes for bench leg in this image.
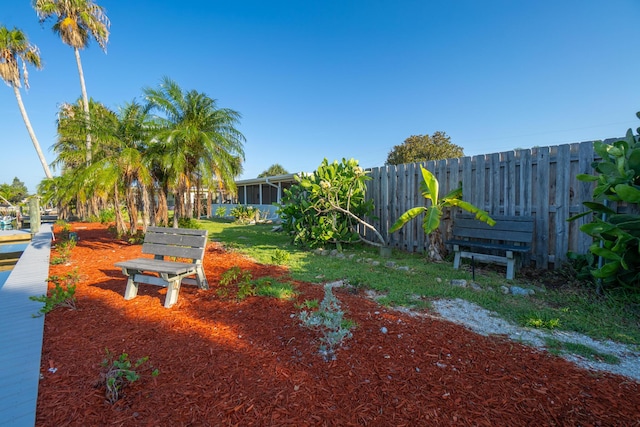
[196,265,209,290]
[164,280,181,308]
[123,271,139,300]
[452,245,461,270]
[506,251,515,280]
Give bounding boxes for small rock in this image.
[510,286,533,296]
[330,249,339,256]
[436,277,442,283]
[336,253,346,259]
[385,261,396,268]
[397,266,410,271]
[450,279,468,288]
[371,261,380,266]
[348,254,356,259]
[500,285,510,294]
[380,327,388,334]
[470,282,483,291]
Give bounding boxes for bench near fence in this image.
[446,215,534,280]
[115,227,209,308]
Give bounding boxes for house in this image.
[212,173,298,220]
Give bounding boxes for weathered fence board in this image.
[364,140,623,269]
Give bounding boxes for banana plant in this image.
[389,166,494,260]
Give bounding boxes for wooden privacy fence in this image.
[364,140,618,270]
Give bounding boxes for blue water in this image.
[0,242,28,288]
[0,270,9,289]
[0,243,29,254]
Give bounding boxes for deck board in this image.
[0,225,52,426]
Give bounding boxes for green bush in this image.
[215,206,228,218]
[278,158,381,249]
[230,205,259,224]
[570,115,640,291]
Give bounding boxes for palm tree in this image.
[33,0,110,165]
[144,77,246,227]
[0,26,53,179]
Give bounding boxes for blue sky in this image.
[2,1,638,192]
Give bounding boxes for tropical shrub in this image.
[389,165,494,260]
[230,205,259,224]
[30,270,79,316]
[278,158,385,249]
[570,116,640,290]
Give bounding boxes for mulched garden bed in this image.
[36,223,640,426]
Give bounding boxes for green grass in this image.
[199,218,640,346]
[544,338,621,365]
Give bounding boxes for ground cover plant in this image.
[36,222,640,425]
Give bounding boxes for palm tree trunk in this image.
[113,183,127,235]
[13,85,53,179]
[74,47,92,165]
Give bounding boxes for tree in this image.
[386,131,464,165]
[0,26,53,179]
[278,158,385,249]
[34,0,110,165]
[258,163,289,178]
[144,77,245,227]
[389,166,494,261]
[0,177,30,204]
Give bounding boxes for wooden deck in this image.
[0,225,52,426]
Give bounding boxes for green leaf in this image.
[591,261,621,279]
[389,207,426,233]
[614,184,640,203]
[589,245,622,261]
[582,202,617,215]
[422,206,443,235]
[575,173,599,182]
[419,166,438,202]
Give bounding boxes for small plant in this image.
[294,299,320,310]
[525,314,561,330]
[178,217,202,229]
[217,266,254,299]
[30,269,79,316]
[100,349,159,404]
[54,220,72,240]
[253,277,297,299]
[51,238,76,265]
[299,284,354,361]
[230,205,259,224]
[215,206,227,218]
[270,248,290,265]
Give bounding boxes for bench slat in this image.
[142,243,205,260]
[146,226,208,236]
[115,258,196,275]
[448,239,531,253]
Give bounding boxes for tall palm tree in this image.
[33,0,110,165]
[0,26,52,179]
[144,77,246,227]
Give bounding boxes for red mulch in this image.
[36,223,640,426]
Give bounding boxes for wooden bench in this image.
[115,227,209,308]
[446,215,534,280]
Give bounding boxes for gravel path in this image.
[428,298,640,382]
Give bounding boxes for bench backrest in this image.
[142,227,208,262]
[452,215,534,245]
